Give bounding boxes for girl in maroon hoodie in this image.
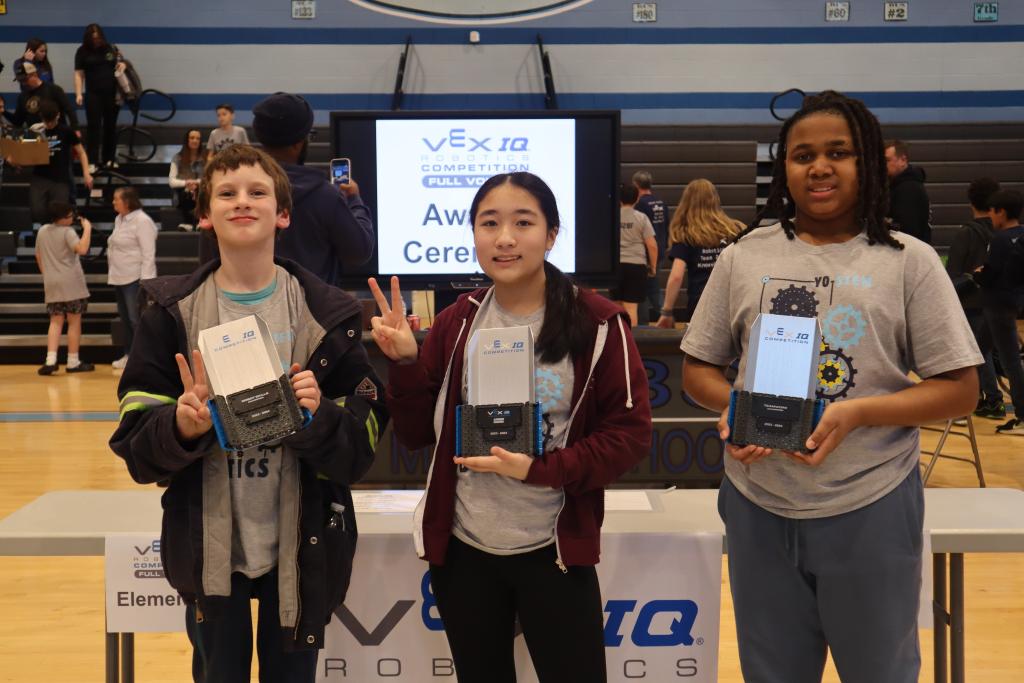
[369,172,651,682]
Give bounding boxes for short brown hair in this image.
[114,186,142,212]
[195,145,292,221]
[885,139,909,160]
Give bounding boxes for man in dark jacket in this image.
[4,62,79,131]
[947,177,1003,417]
[252,92,375,286]
[885,139,931,244]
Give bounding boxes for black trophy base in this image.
[211,374,304,451]
[456,402,543,457]
[727,390,824,452]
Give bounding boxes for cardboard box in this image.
[1,136,49,166]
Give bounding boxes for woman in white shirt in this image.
[168,129,204,229]
[108,186,157,368]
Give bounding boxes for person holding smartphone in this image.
[249,92,375,286]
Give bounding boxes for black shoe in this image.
[975,401,1007,419]
[66,362,95,373]
[37,364,58,376]
[995,418,1024,435]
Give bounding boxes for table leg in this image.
[105,632,119,683]
[120,632,134,683]
[950,554,964,683]
[933,554,947,683]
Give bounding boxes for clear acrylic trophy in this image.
[198,315,309,451]
[727,313,826,451]
[456,325,543,457]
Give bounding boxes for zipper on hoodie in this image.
[292,475,303,640]
[551,320,607,574]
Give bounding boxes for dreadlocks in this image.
[738,90,904,250]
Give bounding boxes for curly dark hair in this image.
[738,90,903,250]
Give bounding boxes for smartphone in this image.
[330,157,351,186]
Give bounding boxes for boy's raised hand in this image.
[174,350,212,442]
[368,276,418,364]
[288,363,321,415]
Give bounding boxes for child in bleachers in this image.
[33,201,95,375]
[206,103,249,160]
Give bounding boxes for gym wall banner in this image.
[105,534,186,633]
[319,531,723,682]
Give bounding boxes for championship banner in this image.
[319,531,723,682]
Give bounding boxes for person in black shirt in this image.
[632,170,668,323]
[973,190,1024,435]
[885,139,932,244]
[6,62,78,130]
[27,101,93,223]
[656,179,743,326]
[946,177,1004,417]
[73,23,120,169]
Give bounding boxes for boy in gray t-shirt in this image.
[206,103,250,159]
[34,201,95,375]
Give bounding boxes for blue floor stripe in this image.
[0,412,120,422]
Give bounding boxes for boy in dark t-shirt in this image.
[27,101,93,223]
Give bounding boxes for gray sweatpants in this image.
[718,468,924,683]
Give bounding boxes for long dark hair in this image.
[469,172,592,363]
[176,129,204,169]
[25,38,52,73]
[81,23,110,51]
[739,90,904,250]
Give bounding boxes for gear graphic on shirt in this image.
[822,304,867,349]
[534,368,564,409]
[817,343,857,401]
[769,284,819,318]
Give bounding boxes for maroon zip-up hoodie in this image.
[387,287,652,568]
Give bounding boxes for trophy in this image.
[198,315,309,451]
[727,313,826,451]
[456,325,543,457]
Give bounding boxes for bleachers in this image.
[1,121,1020,362]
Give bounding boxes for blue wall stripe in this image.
[3,24,1024,45]
[0,412,119,422]
[144,90,1024,112]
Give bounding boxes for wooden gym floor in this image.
[0,364,1021,682]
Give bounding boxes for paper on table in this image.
[352,491,423,514]
[605,490,653,512]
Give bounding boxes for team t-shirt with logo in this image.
[215,267,297,578]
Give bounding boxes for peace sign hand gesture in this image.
[367,276,418,364]
[174,350,213,442]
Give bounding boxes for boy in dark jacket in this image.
[947,177,1003,416]
[973,189,1024,435]
[109,145,387,682]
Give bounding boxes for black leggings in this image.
[84,90,119,165]
[429,537,607,683]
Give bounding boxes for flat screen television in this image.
[330,110,621,289]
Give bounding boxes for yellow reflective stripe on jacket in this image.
[334,397,380,451]
[119,391,176,419]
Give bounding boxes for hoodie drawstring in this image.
[616,316,633,409]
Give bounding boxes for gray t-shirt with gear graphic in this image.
[681,224,982,519]
[452,294,573,555]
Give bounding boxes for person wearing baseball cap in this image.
[251,92,375,286]
[4,61,79,131]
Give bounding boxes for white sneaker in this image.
[112,355,129,369]
[995,418,1024,435]
[88,164,98,174]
